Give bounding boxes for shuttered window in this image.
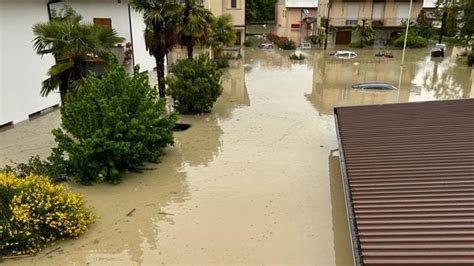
[93,18,112,28]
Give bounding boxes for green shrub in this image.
[280,40,296,50]
[0,172,94,256]
[167,55,223,114]
[1,154,68,183]
[214,56,230,68]
[348,42,364,48]
[394,33,428,48]
[289,54,305,60]
[51,60,176,185]
[468,51,474,66]
[266,33,296,50]
[243,39,253,47]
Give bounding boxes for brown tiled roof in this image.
[334,99,474,266]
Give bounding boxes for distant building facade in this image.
[202,0,246,45]
[317,0,424,45]
[275,0,318,44]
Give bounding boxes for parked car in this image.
[300,42,312,50]
[259,43,273,49]
[352,82,397,90]
[431,43,446,58]
[334,50,358,59]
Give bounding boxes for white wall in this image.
[130,8,155,72]
[52,0,155,72]
[0,0,60,125]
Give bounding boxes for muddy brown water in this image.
[1,47,472,265]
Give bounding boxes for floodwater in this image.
[1,47,473,265]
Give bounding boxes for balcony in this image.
[329,18,416,27]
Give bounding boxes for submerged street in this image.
[1,47,472,265]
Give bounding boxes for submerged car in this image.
[259,43,273,49]
[300,42,312,50]
[352,82,397,90]
[431,43,446,58]
[334,50,358,59]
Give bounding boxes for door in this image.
[336,31,352,45]
[236,31,242,46]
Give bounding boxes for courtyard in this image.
[1,47,473,265]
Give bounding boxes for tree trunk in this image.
[155,55,166,98]
[59,73,69,106]
[187,45,194,60]
[439,10,448,44]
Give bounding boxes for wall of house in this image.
[276,6,317,44]
[51,0,155,72]
[0,0,60,125]
[203,0,245,44]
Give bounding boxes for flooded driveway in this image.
[1,47,472,265]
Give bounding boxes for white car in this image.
[334,50,358,59]
[258,43,273,49]
[300,42,312,50]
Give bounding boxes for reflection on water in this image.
[329,149,354,266]
[2,46,472,265]
[303,47,473,115]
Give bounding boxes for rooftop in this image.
[335,99,474,266]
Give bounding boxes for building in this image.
[317,0,424,45]
[0,0,156,126]
[335,99,474,265]
[275,0,318,44]
[202,0,246,45]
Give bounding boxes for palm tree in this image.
[130,0,182,98]
[180,0,214,60]
[33,6,123,104]
[208,14,236,59]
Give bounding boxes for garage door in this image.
[336,31,352,45]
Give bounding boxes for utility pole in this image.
[324,0,331,49]
[438,10,448,44]
[401,0,413,65]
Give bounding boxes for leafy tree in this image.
[32,6,123,104]
[460,0,474,44]
[51,60,177,184]
[130,0,182,98]
[415,9,434,38]
[245,0,278,23]
[445,7,458,37]
[167,55,223,114]
[350,20,375,47]
[208,14,236,59]
[180,0,214,60]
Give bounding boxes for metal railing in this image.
[329,18,417,27]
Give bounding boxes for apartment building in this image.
[202,0,246,45]
[275,0,318,44]
[317,0,423,45]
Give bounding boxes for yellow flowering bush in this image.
[0,173,94,256]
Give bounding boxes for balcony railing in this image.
[329,18,416,27]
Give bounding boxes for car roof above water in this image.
[352,82,397,90]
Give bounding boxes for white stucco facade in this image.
[0,0,156,125]
[0,0,60,125]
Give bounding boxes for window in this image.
[231,0,237,8]
[93,18,112,28]
[345,20,358,26]
[291,24,301,31]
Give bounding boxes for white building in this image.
[0,0,156,126]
